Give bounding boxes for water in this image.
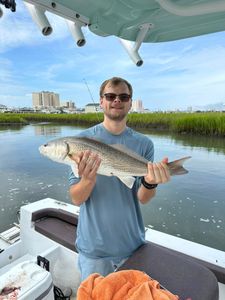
[0,123,225,251]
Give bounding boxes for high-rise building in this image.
[61,101,76,109]
[32,93,42,108]
[132,99,143,112]
[32,91,60,108]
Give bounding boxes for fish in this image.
[39,136,191,189]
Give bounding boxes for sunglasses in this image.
[103,93,131,102]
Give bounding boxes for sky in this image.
[0,1,225,111]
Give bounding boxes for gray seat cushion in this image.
[118,242,219,300]
[32,208,77,252]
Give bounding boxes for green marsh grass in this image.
[0,114,28,124]
[0,112,224,136]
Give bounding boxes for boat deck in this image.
[1,198,225,299]
[31,205,223,300]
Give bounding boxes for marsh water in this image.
[0,123,225,251]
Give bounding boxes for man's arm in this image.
[137,158,170,204]
[69,150,101,206]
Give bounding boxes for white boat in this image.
[1,0,225,299]
[0,198,225,299]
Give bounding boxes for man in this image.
[69,77,170,281]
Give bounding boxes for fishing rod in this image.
[83,78,101,123]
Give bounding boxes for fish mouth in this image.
[39,145,46,155]
[39,144,50,155]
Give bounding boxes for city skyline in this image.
[0,1,225,111]
[0,89,153,112]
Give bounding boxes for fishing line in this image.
[83,78,101,123]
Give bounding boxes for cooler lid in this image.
[0,260,51,298]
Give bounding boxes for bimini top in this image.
[1,0,225,66]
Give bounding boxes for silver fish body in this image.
[39,136,191,188]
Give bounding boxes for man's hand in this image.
[144,157,170,185]
[69,150,102,206]
[70,150,101,181]
[137,157,170,204]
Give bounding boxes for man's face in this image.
[100,82,132,121]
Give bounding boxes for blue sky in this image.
[0,1,225,111]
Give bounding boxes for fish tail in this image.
[167,156,191,176]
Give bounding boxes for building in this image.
[132,99,143,112]
[85,103,101,113]
[61,101,76,109]
[0,104,7,112]
[32,91,60,109]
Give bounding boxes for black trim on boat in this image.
[35,282,53,300]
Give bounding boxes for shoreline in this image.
[0,112,224,137]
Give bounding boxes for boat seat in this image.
[31,208,78,252]
[118,242,220,300]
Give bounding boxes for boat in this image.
[0,197,225,299]
[1,0,225,299]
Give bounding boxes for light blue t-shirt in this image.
[69,123,154,259]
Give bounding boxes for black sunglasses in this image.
[103,93,131,102]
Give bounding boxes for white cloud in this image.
[0,0,70,53]
[129,42,225,109]
[1,2,225,110]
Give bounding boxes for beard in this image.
[103,109,127,121]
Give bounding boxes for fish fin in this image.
[111,144,148,164]
[169,156,192,166]
[118,176,136,189]
[71,164,79,177]
[167,156,191,176]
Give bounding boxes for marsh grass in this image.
[0,112,224,136]
[171,113,225,136]
[129,112,225,136]
[0,114,28,124]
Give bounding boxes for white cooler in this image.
[0,260,54,299]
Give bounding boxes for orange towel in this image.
[77,270,179,300]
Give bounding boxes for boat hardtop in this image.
[1,0,225,65]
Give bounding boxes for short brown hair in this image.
[99,77,133,98]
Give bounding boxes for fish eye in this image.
[43,144,48,147]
